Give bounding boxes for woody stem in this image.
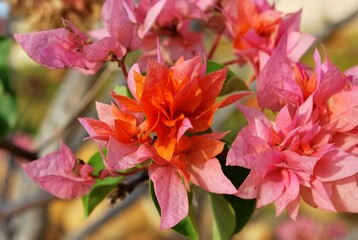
[207,31,223,60]
[118,56,128,79]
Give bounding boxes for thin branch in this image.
[108,171,149,205]
[0,140,38,161]
[65,184,147,240]
[118,57,128,79]
[0,192,53,219]
[316,8,358,43]
[207,31,223,60]
[222,58,241,66]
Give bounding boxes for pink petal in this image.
[326,91,358,132]
[95,102,114,126]
[149,164,188,229]
[22,141,95,199]
[257,170,284,208]
[138,0,167,38]
[257,35,295,111]
[107,137,153,171]
[102,0,141,49]
[14,29,101,74]
[171,54,204,81]
[286,31,315,62]
[284,150,317,182]
[127,63,141,100]
[236,171,261,199]
[78,117,112,141]
[315,149,358,182]
[88,28,110,39]
[274,170,300,216]
[188,158,236,194]
[330,175,358,212]
[227,126,269,168]
[177,118,193,140]
[332,131,358,154]
[285,195,300,220]
[345,65,358,85]
[84,37,126,62]
[301,179,336,212]
[313,50,348,106]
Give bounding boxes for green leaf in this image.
[82,176,123,217]
[206,60,248,96]
[149,181,199,240]
[0,37,17,138]
[87,150,107,177]
[209,193,235,240]
[112,85,132,98]
[216,147,256,236]
[0,37,11,92]
[224,194,256,234]
[0,93,17,138]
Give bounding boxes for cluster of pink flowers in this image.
[16,0,357,233]
[228,38,358,218]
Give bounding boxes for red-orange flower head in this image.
[130,55,228,160]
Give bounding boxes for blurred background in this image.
[1,0,358,239]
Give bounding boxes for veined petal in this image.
[14,29,101,74]
[301,179,336,212]
[257,170,284,208]
[274,170,300,217]
[107,137,153,171]
[84,37,126,62]
[95,102,114,126]
[188,158,236,194]
[315,149,358,182]
[330,175,358,213]
[22,141,95,199]
[185,135,225,164]
[78,118,112,141]
[127,63,141,101]
[149,164,188,229]
[138,0,167,38]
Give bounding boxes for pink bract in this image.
[22,141,95,199]
[227,102,358,218]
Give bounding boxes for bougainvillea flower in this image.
[101,0,142,50]
[227,101,358,218]
[134,0,209,67]
[224,0,314,73]
[14,18,129,74]
[125,55,250,160]
[14,21,102,74]
[80,99,237,229]
[300,149,358,213]
[23,141,95,199]
[150,133,237,229]
[257,39,354,112]
[276,216,348,240]
[79,100,153,176]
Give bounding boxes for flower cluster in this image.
[228,40,358,218]
[15,0,358,236]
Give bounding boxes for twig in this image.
[65,183,148,240]
[222,59,241,66]
[118,57,128,79]
[207,31,223,60]
[0,192,53,219]
[0,140,38,161]
[108,171,149,205]
[316,8,358,43]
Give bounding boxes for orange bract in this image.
[133,56,228,160]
